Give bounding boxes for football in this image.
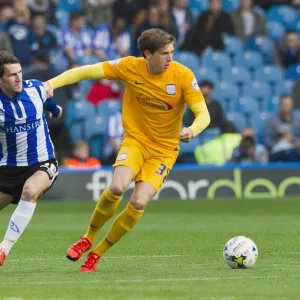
[223,236,258,269]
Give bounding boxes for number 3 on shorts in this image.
[155,163,170,183]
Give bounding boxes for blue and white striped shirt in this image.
[0,80,54,167]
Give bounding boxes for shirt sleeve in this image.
[182,68,205,106]
[103,56,134,81]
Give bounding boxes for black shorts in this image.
[0,158,59,204]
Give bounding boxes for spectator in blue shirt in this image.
[93,16,130,61]
[60,11,92,62]
[31,14,57,56]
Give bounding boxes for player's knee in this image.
[21,185,39,202]
[109,184,127,197]
[129,197,146,210]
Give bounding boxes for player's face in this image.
[0,64,23,95]
[147,43,174,74]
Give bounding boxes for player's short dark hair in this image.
[0,51,20,77]
[138,28,176,58]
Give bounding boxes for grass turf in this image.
[1,198,300,300]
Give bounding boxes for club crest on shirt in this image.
[191,78,200,91]
[108,59,121,66]
[165,84,176,95]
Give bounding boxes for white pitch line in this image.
[8,254,183,262]
[0,275,282,286]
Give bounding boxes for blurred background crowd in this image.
[0,0,300,167]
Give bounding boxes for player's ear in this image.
[144,50,151,59]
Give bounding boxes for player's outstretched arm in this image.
[187,101,211,138]
[45,63,107,97]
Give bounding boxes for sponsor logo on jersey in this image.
[136,94,173,111]
[0,118,41,133]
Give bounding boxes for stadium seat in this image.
[268,96,280,113]
[253,6,266,17]
[234,51,263,74]
[213,82,239,111]
[283,79,296,95]
[236,96,260,118]
[223,36,244,60]
[95,99,122,115]
[199,127,221,144]
[56,10,70,28]
[267,5,297,29]
[267,21,286,41]
[77,55,100,65]
[49,49,68,72]
[172,51,201,72]
[221,67,251,94]
[222,0,239,11]
[242,81,272,111]
[195,68,219,86]
[226,113,247,131]
[201,51,231,75]
[58,0,82,12]
[245,36,275,64]
[85,115,107,159]
[285,64,300,80]
[65,100,95,142]
[188,0,208,20]
[253,66,284,96]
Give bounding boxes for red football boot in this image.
[80,253,101,273]
[66,237,92,262]
[0,247,7,266]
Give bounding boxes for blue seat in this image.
[213,82,239,111]
[236,97,260,118]
[173,51,200,72]
[242,81,272,110]
[285,64,300,80]
[195,68,219,86]
[85,115,107,159]
[77,55,99,65]
[189,0,208,20]
[66,100,95,142]
[201,51,231,75]
[253,66,284,96]
[227,113,247,131]
[58,0,82,12]
[49,49,68,72]
[221,67,251,94]
[246,36,275,64]
[234,51,263,74]
[267,21,286,41]
[222,0,239,11]
[199,127,221,144]
[223,35,244,59]
[96,99,122,115]
[56,10,70,28]
[268,96,280,112]
[267,5,297,29]
[253,6,265,17]
[180,136,201,154]
[283,79,296,95]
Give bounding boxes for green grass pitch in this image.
[1,198,300,300]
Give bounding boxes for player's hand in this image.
[49,105,63,119]
[180,127,193,143]
[44,81,54,98]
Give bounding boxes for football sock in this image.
[92,203,144,257]
[0,200,36,255]
[84,188,121,244]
